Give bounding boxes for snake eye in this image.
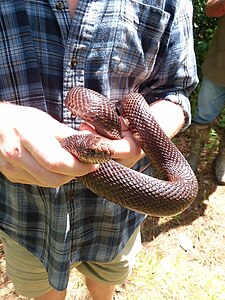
[89,149,97,155]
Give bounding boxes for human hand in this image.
[109,99,185,167]
[79,99,186,169]
[80,118,144,168]
[0,103,99,187]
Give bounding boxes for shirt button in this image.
[71,57,77,67]
[56,1,65,10]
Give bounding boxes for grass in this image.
[126,236,225,300]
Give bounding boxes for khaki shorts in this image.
[0,227,141,298]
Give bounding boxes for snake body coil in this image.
[62,87,198,217]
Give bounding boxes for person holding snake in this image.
[0,1,198,299]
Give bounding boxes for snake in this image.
[60,87,198,217]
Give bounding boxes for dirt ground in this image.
[1,131,225,300]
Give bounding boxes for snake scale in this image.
[61,87,198,217]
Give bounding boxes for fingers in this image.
[0,104,99,187]
[119,116,129,131]
[1,164,75,187]
[106,136,144,168]
[80,119,144,168]
[0,102,143,186]
[22,130,98,172]
[79,122,96,134]
[0,142,99,187]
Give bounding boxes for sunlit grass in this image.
[120,238,225,300]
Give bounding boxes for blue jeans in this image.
[192,77,225,125]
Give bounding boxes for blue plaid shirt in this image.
[0,0,198,291]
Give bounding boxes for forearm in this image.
[149,100,185,139]
[205,0,225,17]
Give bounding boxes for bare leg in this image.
[35,289,67,300]
[85,276,116,300]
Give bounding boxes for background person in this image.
[187,0,225,184]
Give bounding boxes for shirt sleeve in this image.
[140,0,198,130]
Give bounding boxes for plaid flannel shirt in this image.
[0,0,198,290]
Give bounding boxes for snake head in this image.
[60,134,115,164]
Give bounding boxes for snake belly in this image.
[63,87,198,217]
